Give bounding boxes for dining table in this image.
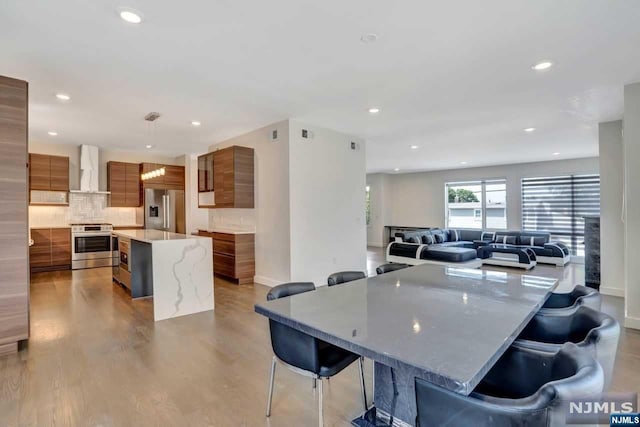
[255,263,559,426]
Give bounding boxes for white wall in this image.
[288,120,367,286]
[383,157,599,232]
[599,121,625,297]
[624,82,640,330]
[208,121,291,286]
[366,173,392,247]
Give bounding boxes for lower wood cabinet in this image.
[198,231,255,284]
[29,228,71,272]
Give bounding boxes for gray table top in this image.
[255,264,558,395]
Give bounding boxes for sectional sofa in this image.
[386,228,571,268]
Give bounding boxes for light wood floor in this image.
[0,248,638,426]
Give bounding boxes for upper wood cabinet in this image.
[107,161,141,207]
[198,152,215,192]
[198,146,254,209]
[140,163,185,190]
[29,153,69,192]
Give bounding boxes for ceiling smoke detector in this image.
[144,112,161,121]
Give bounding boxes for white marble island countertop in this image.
[114,229,209,243]
[113,229,214,322]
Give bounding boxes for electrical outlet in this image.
[302,129,308,138]
[271,129,278,141]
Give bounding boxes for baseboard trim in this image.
[253,275,282,287]
[624,316,640,330]
[599,286,625,298]
[367,241,384,248]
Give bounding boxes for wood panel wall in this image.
[0,75,29,355]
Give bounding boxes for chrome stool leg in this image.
[318,378,324,426]
[358,357,367,410]
[266,356,277,417]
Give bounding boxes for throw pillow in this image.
[521,236,546,247]
[496,235,517,245]
[450,230,459,242]
[434,234,444,243]
[480,231,495,242]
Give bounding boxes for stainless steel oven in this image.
[71,223,114,269]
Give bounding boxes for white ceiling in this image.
[1,0,639,172]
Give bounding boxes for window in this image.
[521,174,600,256]
[446,179,507,229]
[365,185,371,226]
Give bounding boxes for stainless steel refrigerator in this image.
[144,188,186,233]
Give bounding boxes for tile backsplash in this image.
[209,209,256,229]
[29,192,143,227]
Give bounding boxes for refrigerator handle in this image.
[166,193,171,230]
[163,195,168,229]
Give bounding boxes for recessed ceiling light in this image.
[410,145,419,150]
[48,131,58,136]
[145,144,153,149]
[360,34,378,43]
[119,8,143,24]
[460,161,467,165]
[553,152,560,156]
[55,93,70,101]
[368,107,380,114]
[524,127,536,132]
[532,61,553,71]
[191,121,201,126]
[393,168,400,172]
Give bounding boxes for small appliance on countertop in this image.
[71,223,114,270]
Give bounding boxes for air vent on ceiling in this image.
[144,112,161,121]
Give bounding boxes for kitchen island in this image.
[113,229,214,321]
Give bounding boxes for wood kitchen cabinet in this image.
[29,153,69,192]
[198,231,255,284]
[0,75,29,355]
[107,161,141,207]
[141,163,185,190]
[197,146,254,208]
[29,228,71,272]
[197,152,215,193]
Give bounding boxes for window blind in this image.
[521,174,600,256]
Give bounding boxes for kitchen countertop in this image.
[113,229,208,243]
[197,227,255,235]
